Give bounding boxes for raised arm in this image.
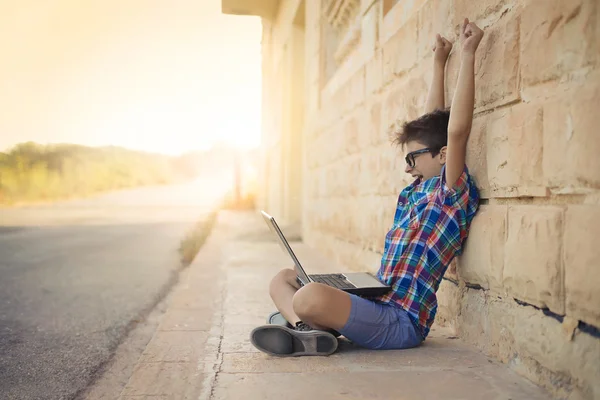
[445,18,484,187]
[424,34,452,114]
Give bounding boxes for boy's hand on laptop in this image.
[460,18,484,56]
[433,34,452,65]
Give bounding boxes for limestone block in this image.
[343,115,361,155]
[382,16,418,85]
[444,51,460,107]
[306,0,321,28]
[349,195,386,249]
[369,195,395,253]
[333,68,365,115]
[330,159,349,197]
[486,102,547,197]
[486,296,517,363]
[313,169,326,199]
[461,291,600,398]
[474,13,520,110]
[306,78,321,117]
[328,125,345,164]
[361,146,378,196]
[346,197,366,245]
[521,0,598,87]
[504,206,565,314]
[445,258,458,282]
[349,67,366,111]
[456,288,490,349]
[402,72,429,122]
[358,196,395,253]
[346,155,362,197]
[565,205,600,327]
[382,83,404,133]
[305,139,318,169]
[380,0,427,45]
[306,50,320,86]
[434,280,461,331]
[465,113,490,198]
[457,205,507,292]
[374,144,405,196]
[355,110,371,154]
[305,136,319,169]
[365,48,383,95]
[381,71,429,135]
[543,77,600,193]
[416,0,454,60]
[453,0,513,27]
[367,99,385,146]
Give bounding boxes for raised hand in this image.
[460,18,484,55]
[433,33,453,65]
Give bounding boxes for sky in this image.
[0,0,263,155]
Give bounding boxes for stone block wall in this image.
[257,0,600,398]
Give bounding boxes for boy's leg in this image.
[251,268,352,357]
[292,281,352,331]
[268,268,302,326]
[269,268,352,330]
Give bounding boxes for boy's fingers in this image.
[435,34,444,46]
[462,18,469,33]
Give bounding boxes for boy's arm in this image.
[446,18,484,188]
[424,34,452,114]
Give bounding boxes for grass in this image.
[178,211,218,267]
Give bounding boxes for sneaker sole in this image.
[250,325,338,357]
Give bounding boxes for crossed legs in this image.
[269,268,352,331]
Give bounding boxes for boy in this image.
[250,19,484,356]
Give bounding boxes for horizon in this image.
[1,139,260,157]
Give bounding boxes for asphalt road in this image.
[0,173,233,400]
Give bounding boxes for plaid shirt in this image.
[375,164,479,339]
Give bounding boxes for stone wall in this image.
[257,0,599,398]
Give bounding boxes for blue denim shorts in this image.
[338,294,424,350]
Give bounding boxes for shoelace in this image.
[295,322,313,331]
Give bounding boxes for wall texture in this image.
[253,0,599,398]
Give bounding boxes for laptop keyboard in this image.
[310,274,357,289]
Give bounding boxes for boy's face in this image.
[404,140,447,181]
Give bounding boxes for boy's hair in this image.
[393,108,450,155]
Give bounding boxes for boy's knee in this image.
[269,268,296,297]
[292,283,325,320]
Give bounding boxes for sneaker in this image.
[266,311,342,337]
[250,322,338,357]
[266,311,293,328]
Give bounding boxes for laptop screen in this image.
[260,211,311,285]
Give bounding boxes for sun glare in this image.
[0,0,263,155]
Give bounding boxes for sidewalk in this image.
[118,210,552,400]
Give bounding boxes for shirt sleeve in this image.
[438,164,481,248]
[439,164,472,206]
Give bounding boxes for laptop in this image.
[261,210,390,297]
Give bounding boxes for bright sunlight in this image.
[0,0,262,155]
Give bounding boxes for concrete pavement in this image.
[119,210,552,400]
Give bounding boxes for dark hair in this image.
[392,108,450,155]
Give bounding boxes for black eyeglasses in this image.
[405,148,435,168]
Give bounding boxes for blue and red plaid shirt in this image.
[375,164,479,339]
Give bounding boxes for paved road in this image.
[0,172,233,400]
